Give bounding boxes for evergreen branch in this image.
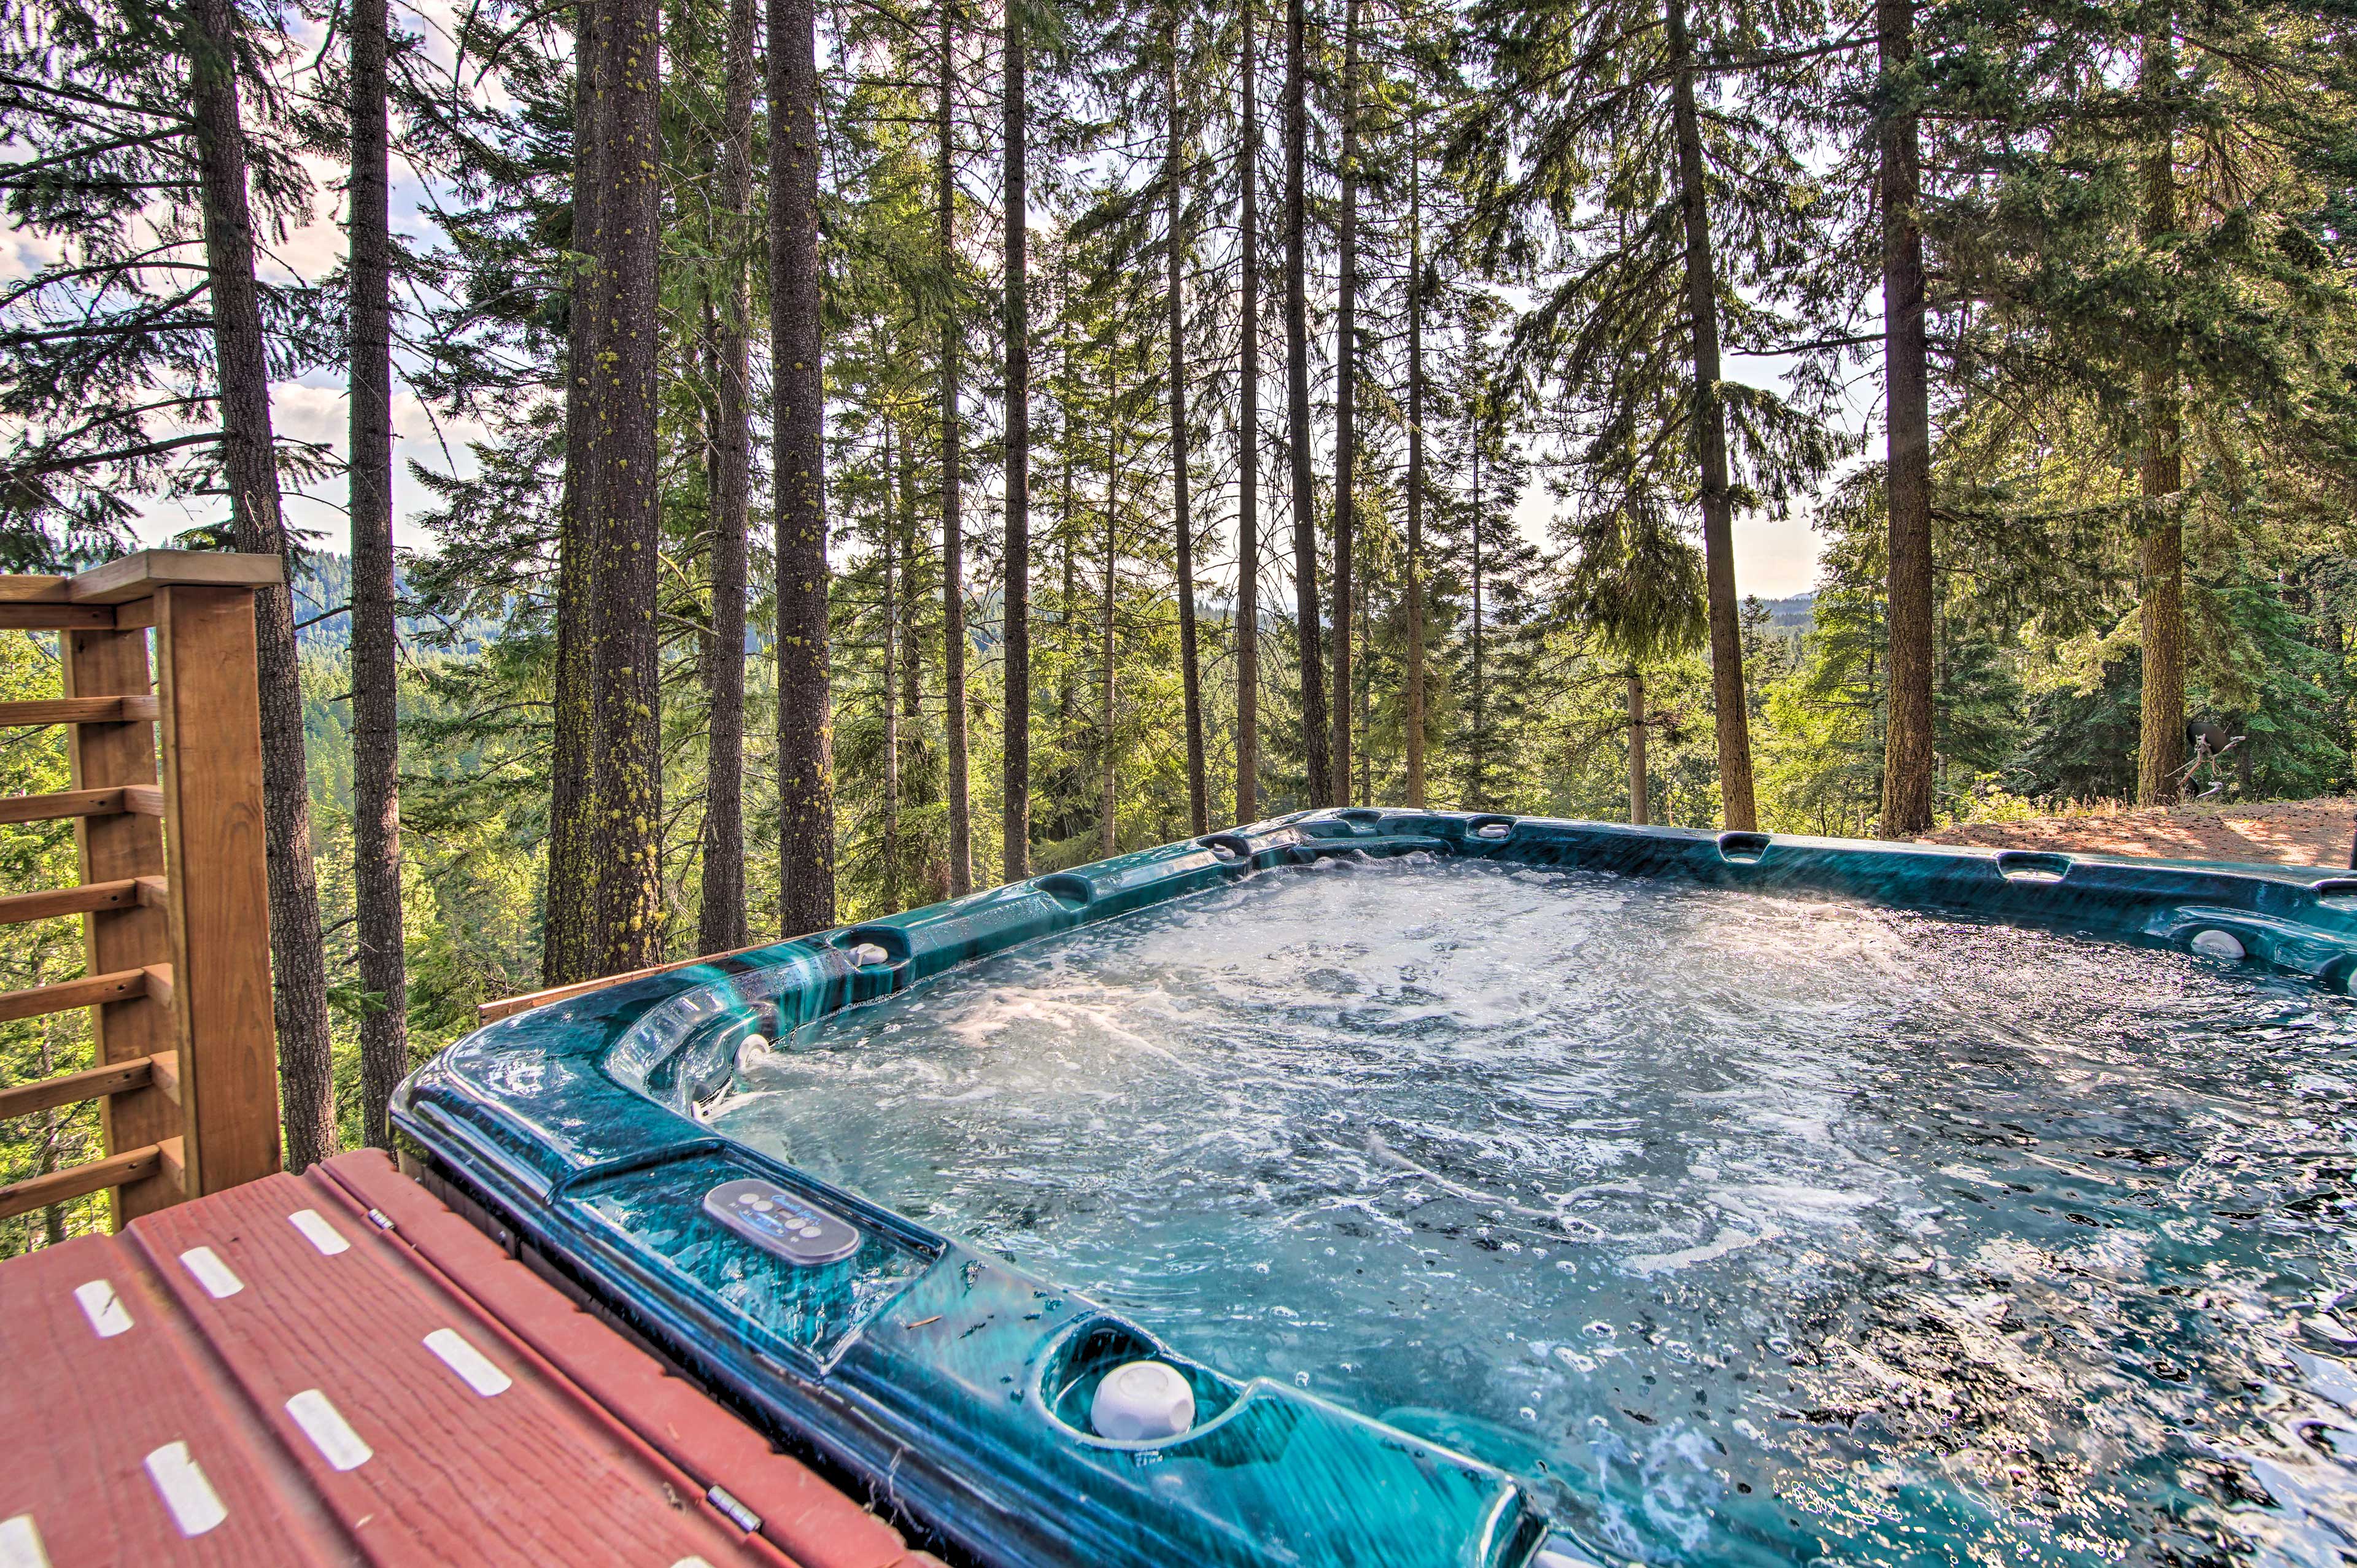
[0,128,190,184]
[0,430,223,479]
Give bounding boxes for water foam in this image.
[718,854,2357,1566]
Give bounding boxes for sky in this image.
[9,1,1842,605]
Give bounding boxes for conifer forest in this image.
[2,0,2356,1246]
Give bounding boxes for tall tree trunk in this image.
[774,0,835,931]
[1403,119,1426,809]
[1876,0,1935,838]
[899,423,923,737]
[1002,4,1031,881]
[1327,0,1358,805]
[1099,353,1120,856]
[1234,0,1260,824]
[349,0,406,1147]
[699,0,756,950]
[1467,418,1484,809]
[189,0,331,1167]
[1628,670,1648,824]
[881,416,902,908]
[1357,546,1369,801]
[2135,28,2185,806]
[1666,0,1756,831]
[1059,304,1078,738]
[1282,0,1328,803]
[544,0,605,986]
[1168,20,1208,834]
[587,0,664,973]
[939,6,973,895]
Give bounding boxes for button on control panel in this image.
[703,1178,863,1266]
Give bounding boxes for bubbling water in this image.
[714,853,2357,1567]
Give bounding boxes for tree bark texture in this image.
[698,0,755,951]
[586,0,664,974]
[1327,0,1357,805]
[1666,0,1756,831]
[1282,0,1329,805]
[1466,422,1485,808]
[1234,0,1260,824]
[1403,122,1426,809]
[1876,0,1935,838]
[773,0,836,930]
[1628,671,1649,825]
[1001,7,1031,879]
[881,419,902,906]
[1099,354,1120,856]
[939,7,973,895]
[2135,29,2186,807]
[543,0,605,986]
[349,0,407,1148]
[1168,22,1207,835]
[189,0,333,1168]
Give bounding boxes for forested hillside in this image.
[1,0,2353,1248]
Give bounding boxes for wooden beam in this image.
[155,585,280,1195]
[0,878,146,925]
[142,962,172,1010]
[0,966,152,1024]
[63,616,176,1226]
[0,697,158,727]
[67,549,283,606]
[0,576,70,602]
[0,604,118,631]
[0,1053,159,1122]
[123,785,161,816]
[0,1141,162,1221]
[0,787,126,825]
[149,1049,179,1104]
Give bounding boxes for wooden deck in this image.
[0,1150,943,1568]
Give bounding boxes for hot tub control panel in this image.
[703,1178,862,1265]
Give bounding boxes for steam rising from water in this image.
[718,853,2357,1566]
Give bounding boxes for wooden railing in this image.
[0,550,282,1227]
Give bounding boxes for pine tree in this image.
[697,0,756,951]
[1002,0,1034,879]
[349,0,407,1145]
[189,0,336,1164]
[775,0,835,930]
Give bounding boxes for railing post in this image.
[152,583,282,1197]
[0,552,284,1229]
[60,613,176,1222]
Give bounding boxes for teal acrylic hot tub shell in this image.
[392,809,2357,1568]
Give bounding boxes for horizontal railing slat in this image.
[0,697,158,727]
[0,878,147,927]
[0,965,155,1024]
[0,1052,161,1122]
[0,604,117,631]
[0,1138,169,1220]
[0,787,124,824]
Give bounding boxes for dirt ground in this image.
[1916,797,2357,870]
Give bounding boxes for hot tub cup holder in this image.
[1038,1317,1240,1450]
[1199,833,1253,865]
[1037,871,1095,910]
[1717,831,1770,865]
[834,927,911,967]
[1995,849,2072,884]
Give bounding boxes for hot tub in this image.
[395,809,2357,1567]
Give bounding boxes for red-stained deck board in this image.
[314,1153,922,1568]
[0,1232,353,1566]
[1,1153,943,1568]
